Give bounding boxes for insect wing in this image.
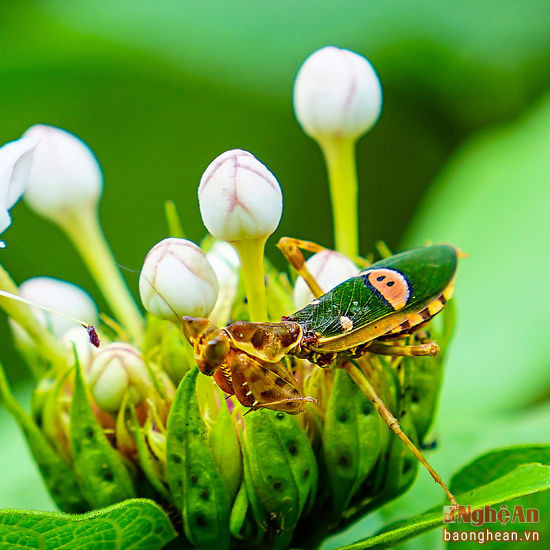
[289,245,457,339]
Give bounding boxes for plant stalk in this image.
[232,237,268,322]
[62,207,144,343]
[319,136,359,258]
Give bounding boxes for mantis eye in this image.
[204,336,230,368]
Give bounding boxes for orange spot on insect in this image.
[366,268,409,310]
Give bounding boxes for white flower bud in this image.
[198,149,282,242]
[293,46,382,141]
[18,277,99,337]
[139,238,218,322]
[87,343,151,413]
[0,137,37,237]
[206,240,240,325]
[294,250,359,309]
[22,125,102,225]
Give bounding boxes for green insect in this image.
[182,240,458,413]
[182,239,461,509]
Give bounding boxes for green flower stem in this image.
[232,237,268,322]
[319,136,359,258]
[0,264,66,368]
[62,208,144,343]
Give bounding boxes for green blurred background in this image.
[1,1,550,548]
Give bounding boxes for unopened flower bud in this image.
[139,238,218,322]
[87,343,151,413]
[293,46,382,141]
[198,149,282,242]
[0,137,37,238]
[294,250,358,309]
[18,277,98,337]
[22,125,102,226]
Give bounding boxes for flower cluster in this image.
[0,46,451,549]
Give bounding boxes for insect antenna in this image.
[137,271,181,322]
[0,290,100,347]
[119,262,184,322]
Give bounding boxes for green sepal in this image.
[241,409,318,550]
[229,476,259,542]
[166,367,230,550]
[401,354,443,442]
[129,407,171,501]
[0,364,86,513]
[208,393,242,502]
[0,498,176,550]
[323,368,386,517]
[11,332,49,379]
[402,300,455,440]
[41,368,73,462]
[70,357,136,508]
[160,323,194,384]
[373,355,399,416]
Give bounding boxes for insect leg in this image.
[342,359,459,510]
[276,237,326,298]
[368,340,440,357]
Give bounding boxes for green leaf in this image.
[450,445,550,494]
[406,94,550,421]
[166,367,230,550]
[0,364,85,513]
[0,498,176,549]
[336,462,550,550]
[70,360,136,508]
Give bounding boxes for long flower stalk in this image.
[62,209,144,343]
[233,237,268,321]
[319,137,360,258]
